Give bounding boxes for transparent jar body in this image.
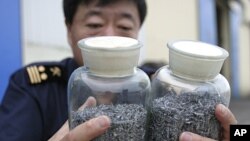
[68,66,150,140]
[146,66,230,141]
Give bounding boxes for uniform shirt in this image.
[0,58,78,141]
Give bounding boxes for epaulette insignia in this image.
[26,65,62,84]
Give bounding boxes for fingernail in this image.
[180,132,192,141]
[97,116,111,128]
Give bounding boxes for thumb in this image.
[179,132,215,141]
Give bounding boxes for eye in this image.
[118,25,132,31]
[86,23,103,29]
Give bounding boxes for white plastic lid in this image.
[167,40,229,81]
[78,36,141,77]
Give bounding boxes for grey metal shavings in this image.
[147,91,225,141]
[71,104,147,141]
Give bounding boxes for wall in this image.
[144,0,198,63]
[22,0,72,65]
[22,0,68,48]
[239,0,250,96]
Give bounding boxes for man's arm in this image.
[0,70,44,141]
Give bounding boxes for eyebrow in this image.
[84,10,102,19]
[84,10,136,23]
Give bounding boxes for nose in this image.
[101,25,117,36]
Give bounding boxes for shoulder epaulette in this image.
[26,65,62,84]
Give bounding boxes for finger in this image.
[179,132,216,141]
[61,115,111,141]
[215,104,237,140]
[78,96,97,111]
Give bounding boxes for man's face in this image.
[67,1,141,65]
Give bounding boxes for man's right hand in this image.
[60,115,110,141]
[49,97,111,141]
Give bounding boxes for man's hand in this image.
[60,115,110,141]
[49,97,111,141]
[179,104,237,141]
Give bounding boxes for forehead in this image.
[74,1,140,21]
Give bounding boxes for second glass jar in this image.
[146,40,231,141]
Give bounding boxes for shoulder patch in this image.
[26,65,62,84]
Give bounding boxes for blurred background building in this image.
[0,0,250,122]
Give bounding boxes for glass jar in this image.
[146,40,230,141]
[67,36,151,141]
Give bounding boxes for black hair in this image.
[63,0,147,26]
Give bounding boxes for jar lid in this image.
[78,36,141,77]
[167,40,229,81]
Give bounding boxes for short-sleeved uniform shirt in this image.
[0,58,78,141]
